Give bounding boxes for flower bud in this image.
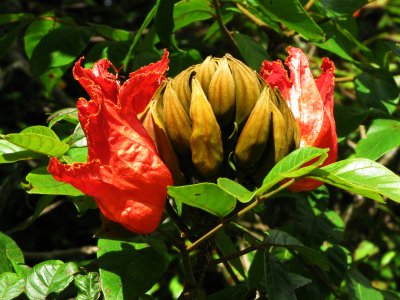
[234,86,272,167]
[227,54,262,126]
[195,56,218,97]
[190,77,224,176]
[208,57,236,125]
[163,79,192,154]
[171,67,194,115]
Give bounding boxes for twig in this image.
[304,0,318,11]
[24,246,98,260]
[186,179,295,252]
[212,0,241,57]
[335,76,356,83]
[215,247,240,284]
[211,244,259,266]
[165,200,191,239]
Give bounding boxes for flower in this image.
[260,47,337,191]
[48,51,173,234]
[147,54,299,179]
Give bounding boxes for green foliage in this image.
[0,0,399,299]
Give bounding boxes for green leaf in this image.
[249,250,298,299]
[217,177,254,203]
[0,231,24,273]
[256,0,324,41]
[354,240,379,261]
[85,41,130,67]
[334,104,368,138]
[233,31,268,70]
[173,0,214,31]
[287,273,312,290]
[74,273,101,300]
[318,0,366,17]
[355,70,400,114]
[294,195,344,247]
[0,139,45,164]
[0,272,25,300]
[0,13,32,25]
[48,108,79,128]
[88,23,132,41]
[24,14,61,59]
[97,237,169,300]
[258,147,328,195]
[23,166,83,196]
[3,125,69,157]
[309,158,400,203]
[264,252,298,300]
[347,267,384,300]
[208,283,249,300]
[30,25,93,76]
[168,183,236,217]
[215,230,246,278]
[356,119,400,160]
[25,260,78,300]
[155,0,175,47]
[265,229,329,271]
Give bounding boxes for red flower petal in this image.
[119,50,169,116]
[73,58,120,103]
[260,47,338,192]
[49,53,172,233]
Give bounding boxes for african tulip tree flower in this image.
[260,47,338,191]
[48,51,173,234]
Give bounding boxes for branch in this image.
[186,179,295,252]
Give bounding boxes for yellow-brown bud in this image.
[234,86,272,167]
[208,57,236,125]
[190,77,224,176]
[163,79,192,154]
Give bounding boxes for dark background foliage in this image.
[0,0,399,299]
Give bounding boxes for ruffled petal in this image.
[119,50,169,116]
[48,157,172,233]
[260,59,291,100]
[260,47,338,192]
[73,57,120,103]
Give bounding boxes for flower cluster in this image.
[48,47,337,233]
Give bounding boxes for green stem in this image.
[186,179,295,252]
[212,0,241,57]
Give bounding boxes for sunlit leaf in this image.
[0,140,45,164]
[74,273,101,300]
[309,158,400,203]
[3,126,69,157]
[25,260,78,300]
[0,231,24,273]
[168,183,236,217]
[23,166,84,196]
[0,272,25,300]
[356,119,400,160]
[258,147,328,195]
[217,177,254,203]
